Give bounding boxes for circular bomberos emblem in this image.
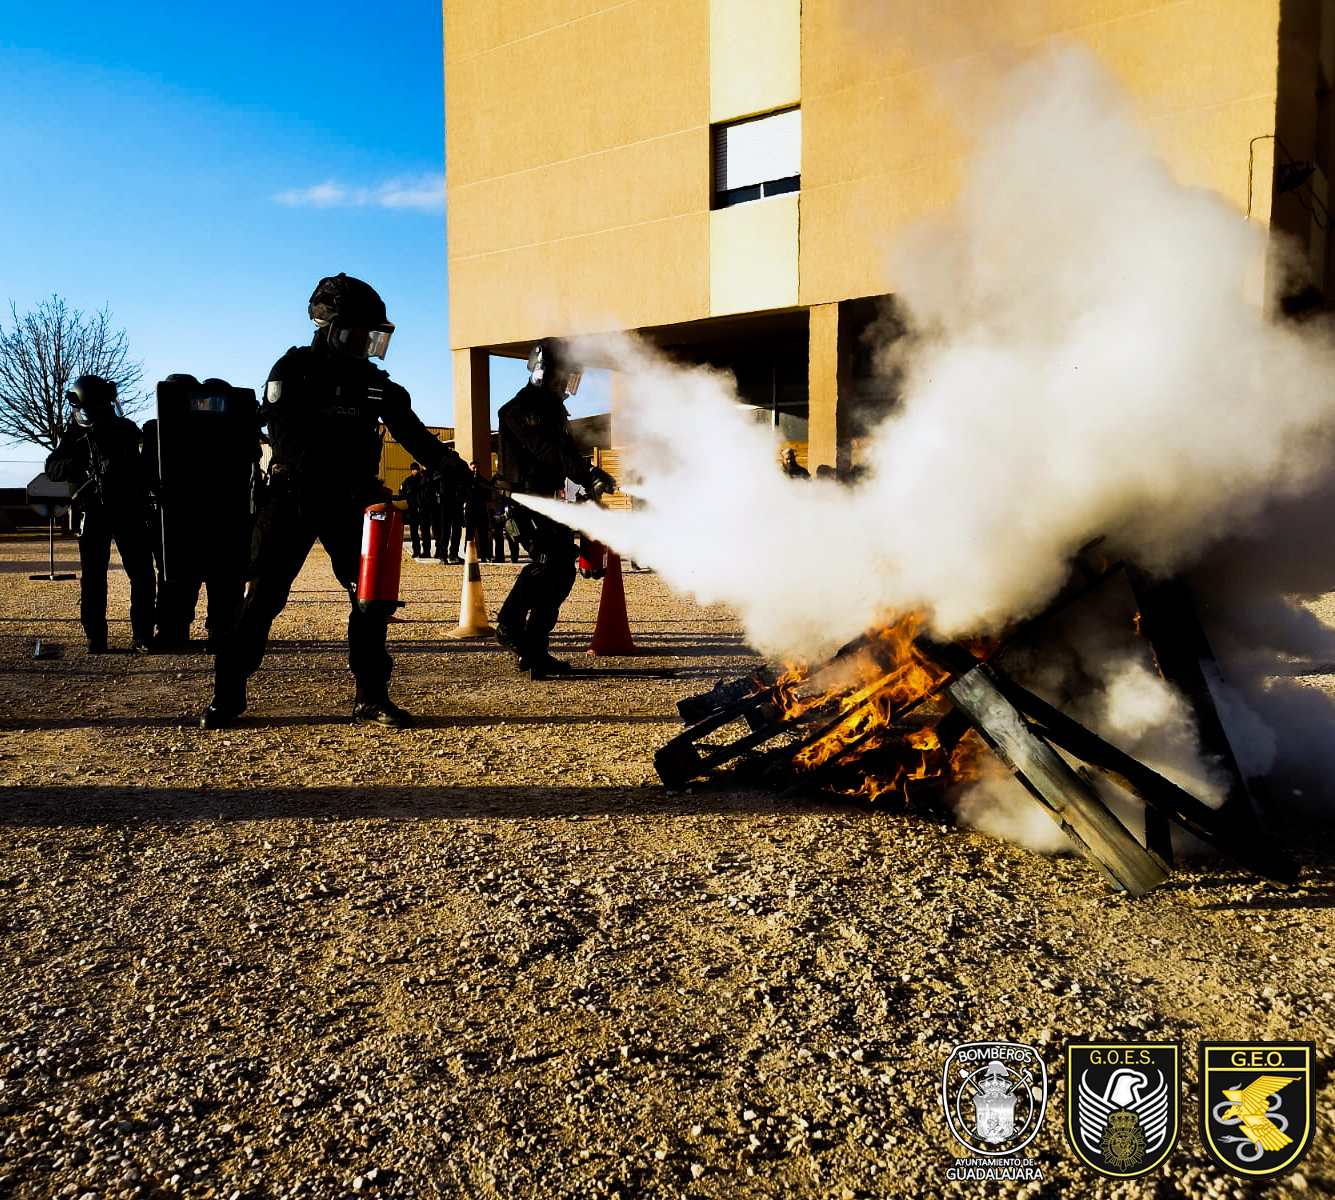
[942,1041,1048,1157]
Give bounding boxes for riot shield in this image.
[154,376,259,584]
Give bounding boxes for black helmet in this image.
[308,273,394,359]
[66,375,118,426]
[527,338,582,396]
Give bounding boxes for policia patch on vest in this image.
[1065,1043,1179,1178]
[1200,1042,1315,1179]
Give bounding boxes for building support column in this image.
[609,368,630,449]
[452,348,492,477]
[807,301,850,474]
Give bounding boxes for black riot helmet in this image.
[66,375,118,426]
[527,338,582,397]
[308,273,395,359]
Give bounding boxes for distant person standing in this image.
[494,338,615,678]
[398,461,430,558]
[780,447,809,479]
[442,444,465,563]
[431,453,464,565]
[464,463,492,560]
[45,375,157,654]
[492,494,519,563]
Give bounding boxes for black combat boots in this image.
[494,623,523,660]
[200,680,247,730]
[351,687,413,728]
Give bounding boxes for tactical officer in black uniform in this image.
[144,375,261,651]
[495,338,615,679]
[434,445,465,563]
[398,462,429,558]
[201,274,469,730]
[45,375,157,654]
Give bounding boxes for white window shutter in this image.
[714,108,801,193]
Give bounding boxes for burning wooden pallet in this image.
[656,558,1296,897]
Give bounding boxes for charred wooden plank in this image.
[676,669,777,726]
[991,675,1296,887]
[946,666,1171,897]
[769,706,948,796]
[654,736,706,791]
[1127,571,1266,830]
[1144,805,1175,871]
[656,719,808,789]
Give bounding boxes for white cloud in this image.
[377,176,448,211]
[273,174,446,214]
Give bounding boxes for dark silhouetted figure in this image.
[201,274,468,730]
[398,461,430,558]
[144,374,261,651]
[45,375,157,654]
[495,338,615,679]
[440,443,465,563]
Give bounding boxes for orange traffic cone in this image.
[445,538,495,640]
[587,551,636,655]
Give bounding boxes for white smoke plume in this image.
[512,46,1335,846]
[524,47,1335,670]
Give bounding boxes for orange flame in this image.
[772,615,989,803]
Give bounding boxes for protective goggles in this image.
[67,399,111,426]
[331,321,395,359]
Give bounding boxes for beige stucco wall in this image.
[446,0,1286,349]
[709,194,799,315]
[798,0,1284,307]
[445,0,711,349]
[709,0,800,122]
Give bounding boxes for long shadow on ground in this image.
[0,782,838,825]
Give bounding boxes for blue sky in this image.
[1,1,598,488]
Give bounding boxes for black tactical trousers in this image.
[431,500,450,560]
[213,477,392,698]
[497,511,577,655]
[156,576,245,645]
[444,498,464,560]
[494,514,519,562]
[406,504,428,558]
[77,506,157,647]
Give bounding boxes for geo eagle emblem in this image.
[1200,1042,1315,1179]
[1065,1043,1179,1177]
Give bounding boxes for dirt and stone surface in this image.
[0,533,1332,1200]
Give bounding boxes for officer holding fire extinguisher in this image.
[494,338,615,679]
[200,274,469,730]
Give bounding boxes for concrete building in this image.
[444,0,1334,474]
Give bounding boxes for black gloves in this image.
[588,466,616,501]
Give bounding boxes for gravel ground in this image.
[0,534,1332,1200]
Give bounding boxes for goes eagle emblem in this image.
[1066,1045,1179,1179]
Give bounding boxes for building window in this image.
[712,107,801,209]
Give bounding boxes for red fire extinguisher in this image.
[578,533,608,580]
[356,503,404,614]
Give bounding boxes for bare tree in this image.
[0,296,146,453]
